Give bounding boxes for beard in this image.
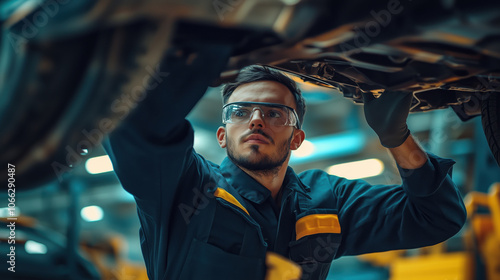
[226,129,293,176]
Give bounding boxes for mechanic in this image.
[104,48,466,280]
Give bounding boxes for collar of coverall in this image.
[220,157,311,204]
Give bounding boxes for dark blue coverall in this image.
[104,45,467,280]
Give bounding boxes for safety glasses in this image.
[222,102,300,129]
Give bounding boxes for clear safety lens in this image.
[222,102,299,128]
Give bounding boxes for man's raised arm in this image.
[103,44,231,198]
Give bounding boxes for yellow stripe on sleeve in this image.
[296,214,341,240]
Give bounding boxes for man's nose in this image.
[248,109,265,129]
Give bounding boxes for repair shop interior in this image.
[1,0,500,279]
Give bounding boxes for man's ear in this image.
[217,126,227,148]
[291,129,305,150]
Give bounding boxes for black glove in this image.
[362,91,413,148]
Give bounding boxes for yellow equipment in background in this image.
[464,183,500,280]
[390,248,473,280]
[358,183,500,280]
[81,236,148,280]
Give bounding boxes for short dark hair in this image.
[221,65,306,127]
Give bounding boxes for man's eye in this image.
[267,110,282,118]
[233,109,249,118]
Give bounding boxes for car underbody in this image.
[1,0,499,189]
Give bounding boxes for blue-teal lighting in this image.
[290,131,366,165]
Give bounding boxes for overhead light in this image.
[281,0,301,5]
[327,158,384,180]
[85,155,113,174]
[293,140,315,158]
[290,131,366,165]
[25,240,47,254]
[80,205,104,222]
[193,129,215,151]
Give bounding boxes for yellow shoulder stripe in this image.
[214,187,250,216]
[296,214,341,240]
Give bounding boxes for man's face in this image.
[217,81,305,172]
